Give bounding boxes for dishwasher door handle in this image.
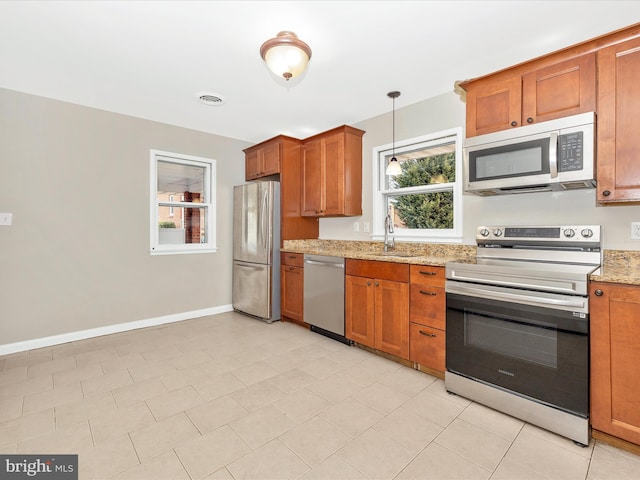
[304,259,345,268]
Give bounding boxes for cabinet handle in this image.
[419,290,436,296]
[594,289,603,296]
[526,117,534,124]
[367,281,372,286]
[419,271,437,276]
[602,190,611,197]
[419,330,437,337]
[288,266,295,271]
[375,281,380,287]
[510,121,518,127]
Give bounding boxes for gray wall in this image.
[0,88,249,346]
[321,91,640,251]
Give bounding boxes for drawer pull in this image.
[288,266,295,271]
[419,271,437,276]
[419,290,436,296]
[419,330,437,337]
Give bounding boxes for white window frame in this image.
[371,127,463,243]
[150,149,217,255]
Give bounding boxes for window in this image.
[372,128,463,242]
[150,150,216,255]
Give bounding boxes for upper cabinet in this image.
[244,137,283,180]
[596,36,640,203]
[463,53,596,137]
[301,125,365,217]
[243,135,319,242]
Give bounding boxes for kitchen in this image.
[2,1,640,479]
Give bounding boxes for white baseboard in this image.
[0,304,234,356]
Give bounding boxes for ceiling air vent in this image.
[196,92,225,106]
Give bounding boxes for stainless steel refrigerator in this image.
[232,181,281,323]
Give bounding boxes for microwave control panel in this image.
[558,132,583,172]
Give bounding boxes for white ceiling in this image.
[1,1,639,144]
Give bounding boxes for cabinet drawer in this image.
[409,285,445,330]
[281,252,303,267]
[410,265,445,287]
[410,323,445,373]
[346,259,409,283]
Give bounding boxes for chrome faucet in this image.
[384,209,395,252]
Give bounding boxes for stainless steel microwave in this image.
[464,112,595,196]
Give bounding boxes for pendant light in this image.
[385,91,402,176]
[260,31,312,81]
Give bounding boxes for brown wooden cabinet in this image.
[281,253,304,323]
[590,281,640,446]
[243,135,319,243]
[596,36,640,203]
[301,125,365,217]
[463,53,596,137]
[409,265,446,374]
[244,137,282,180]
[345,259,409,359]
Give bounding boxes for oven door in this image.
[445,281,589,417]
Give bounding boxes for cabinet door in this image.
[597,37,640,203]
[261,142,281,177]
[245,150,260,180]
[321,133,345,216]
[374,279,409,359]
[465,76,522,137]
[281,265,303,322]
[590,283,640,445]
[301,138,324,216]
[522,53,596,125]
[345,275,375,348]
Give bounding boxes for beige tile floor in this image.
[1,311,639,479]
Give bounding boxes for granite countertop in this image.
[282,240,476,267]
[282,241,640,286]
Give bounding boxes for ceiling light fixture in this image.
[386,91,402,176]
[260,31,312,81]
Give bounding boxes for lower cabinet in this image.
[281,253,304,323]
[590,281,640,446]
[409,265,446,374]
[345,260,410,359]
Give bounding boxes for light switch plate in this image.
[0,213,12,226]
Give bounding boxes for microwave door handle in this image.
[549,132,558,178]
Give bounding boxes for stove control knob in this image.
[479,228,490,237]
[563,229,575,238]
[581,228,593,238]
[492,229,503,237]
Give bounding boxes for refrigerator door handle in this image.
[235,261,264,270]
[261,188,268,253]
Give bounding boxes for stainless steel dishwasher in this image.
[303,254,349,344]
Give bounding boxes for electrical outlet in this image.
[632,222,640,240]
[353,222,359,232]
[363,222,370,233]
[0,212,12,226]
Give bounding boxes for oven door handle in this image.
[446,281,588,311]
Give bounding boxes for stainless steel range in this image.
[445,225,601,446]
